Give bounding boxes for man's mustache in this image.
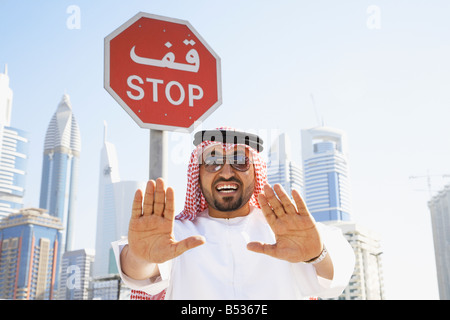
[213,177,242,185]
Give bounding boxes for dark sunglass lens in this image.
[232,155,246,164]
[203,155,250,172]
[231,156,249,171]
[203,156,223,172]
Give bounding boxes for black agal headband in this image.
[193,129,264,152]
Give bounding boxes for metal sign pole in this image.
[149,129,168,181]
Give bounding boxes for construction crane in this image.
[409,171,450,198]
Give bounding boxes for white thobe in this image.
[112,206,355,300]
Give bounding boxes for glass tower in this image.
[0,208,63,300]
[0,65,30,220]
[39,94,81,252]
[428,185,450,300]
[58,248,95,300]
[301,126,352,222]
[267,132,303,197]
[302,126,385,300]
[93,122,145,277]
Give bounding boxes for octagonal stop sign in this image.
[104,12,222,132]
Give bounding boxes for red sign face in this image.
[104,13,222,132]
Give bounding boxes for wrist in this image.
[121,245,158,280]
[303,245,328,265]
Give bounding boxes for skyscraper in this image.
[301,126,352,222]
[0,65,12,127]
[58,248,95,300]
[39,94,81,252]
[93,122,145,277]
[428,185,450,300]
[0,208,63,300]
[301,125,385,299]
[0,65,30,220]
[267,132,303,196]
[325,221,384,300]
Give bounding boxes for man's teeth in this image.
[216,185,238,192]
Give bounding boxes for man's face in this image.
[199,144,255,213]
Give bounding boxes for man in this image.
[112,128,355,299]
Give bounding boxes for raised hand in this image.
[127,179,205,265]
[247,184,323,263]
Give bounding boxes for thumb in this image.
[246,241,277,258]
[173,235,206,257]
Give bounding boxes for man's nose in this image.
[218,163,235,178]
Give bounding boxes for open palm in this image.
[247,184,323,263]
[127,179,205,264]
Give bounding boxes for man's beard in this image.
[213,194,244,212]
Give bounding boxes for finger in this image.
[153,178,166,216]
[142,180,156,216]
[263,184,285,218]
[247,242,277,258]
[131,189,143,219]
[273,184,297,215]
[257,192,276,226]
[292,189,312,217]
[173,236,206,258]
[164,186,175,221]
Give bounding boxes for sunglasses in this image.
[202,154,251,173]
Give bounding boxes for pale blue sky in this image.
[1,0,449,299]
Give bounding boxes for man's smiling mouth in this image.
[215,183,239,193]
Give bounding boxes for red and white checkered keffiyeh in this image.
[176,136,267,220]
[130,128,268,300]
